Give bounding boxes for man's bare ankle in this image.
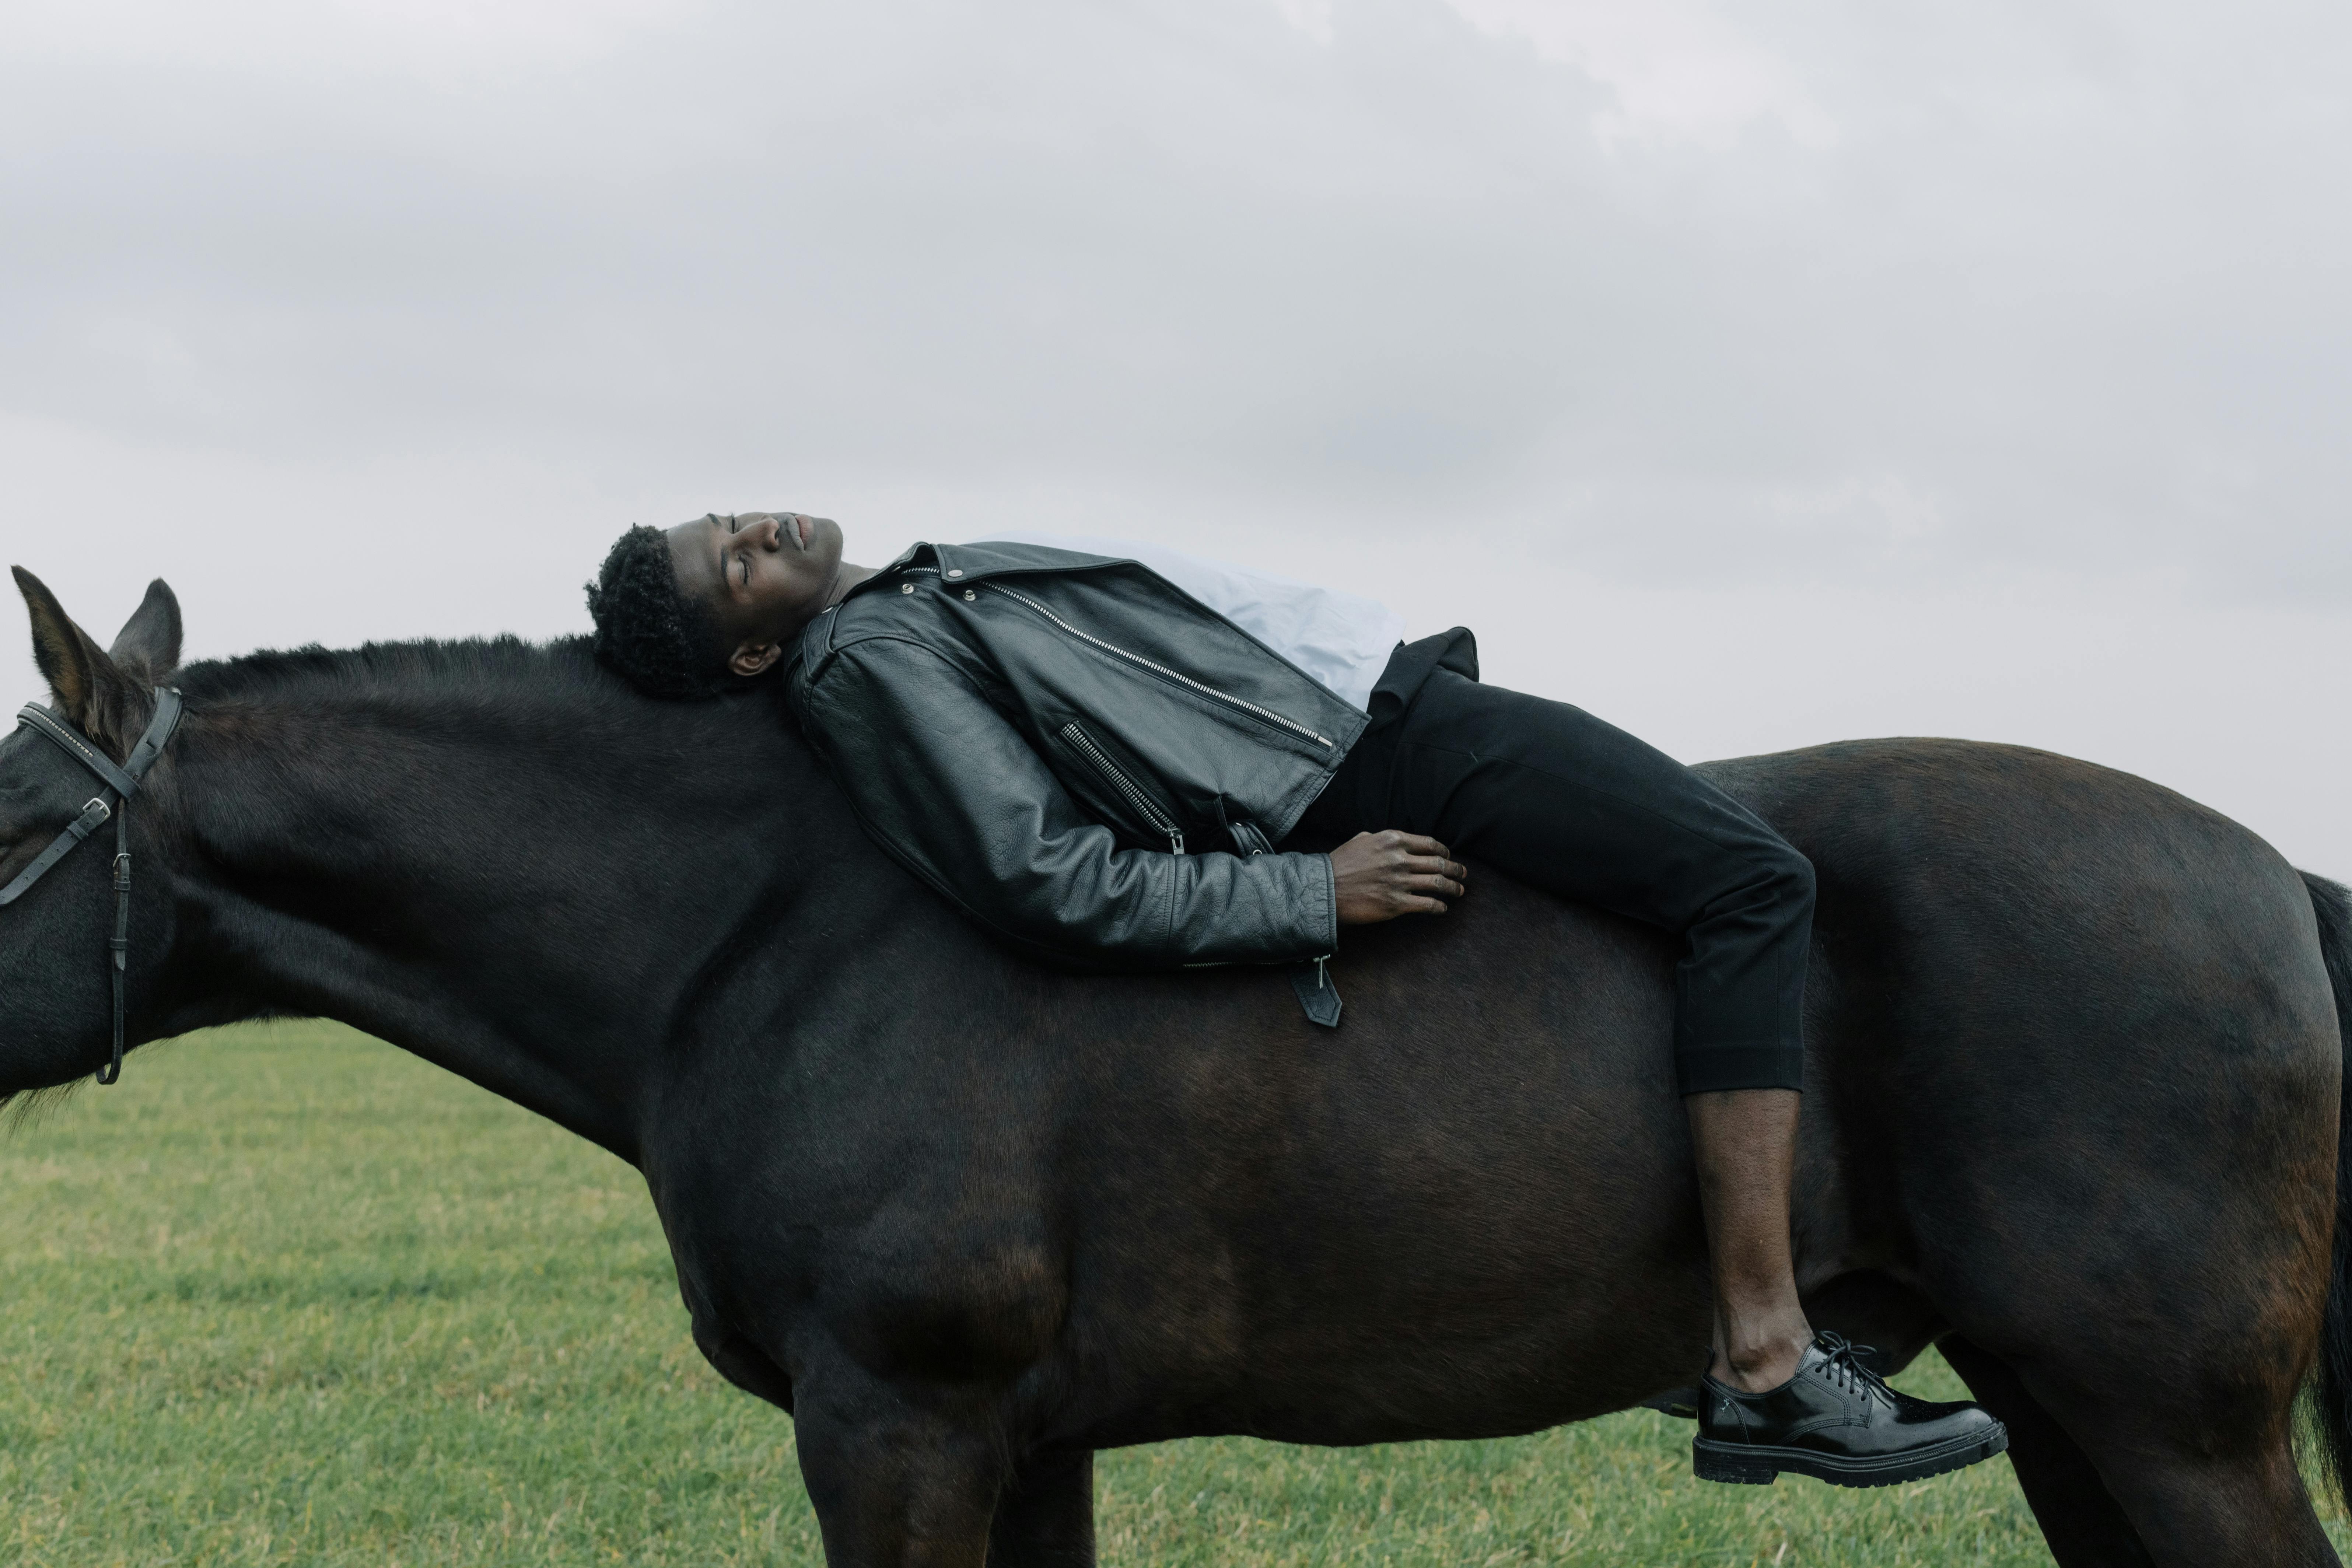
[1710,1334,1810,1393]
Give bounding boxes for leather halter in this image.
[0,688,185,1084]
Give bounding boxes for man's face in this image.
[665,511,844,676]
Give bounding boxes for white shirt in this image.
[983,532,1406,714]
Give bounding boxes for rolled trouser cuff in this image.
[1676,1039,1804,1096]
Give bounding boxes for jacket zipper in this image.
[1059,722,1186,854]
[988,582,1336,749]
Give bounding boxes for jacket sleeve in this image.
[795,636,1336,967]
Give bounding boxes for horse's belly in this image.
[1046,885,1719,1445]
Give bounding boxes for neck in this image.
[823,559,880,610]
[147,645,833,1164]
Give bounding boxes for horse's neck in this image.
[162,686,822,1163]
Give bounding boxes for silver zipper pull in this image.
[1169,831,1186,855]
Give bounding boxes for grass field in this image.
[1,1022,2342,1566]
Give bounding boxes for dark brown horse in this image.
[3,568,2346,1567]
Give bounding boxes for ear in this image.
[108,578,183,686]
[730,640,785,678]
[13,566,140,748]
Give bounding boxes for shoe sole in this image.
[1692,1422,2010,1488]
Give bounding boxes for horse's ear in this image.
[109,578,183,686]
[13,566,140,748]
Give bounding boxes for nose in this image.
[744,514,785,549]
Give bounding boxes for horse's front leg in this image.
[793,1350,1009,1568]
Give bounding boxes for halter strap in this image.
[18,704,144,798]
[0,688,185,1083]
[0,795,114,907]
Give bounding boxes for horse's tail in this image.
[2302,868,2352,1503]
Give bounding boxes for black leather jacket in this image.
[785,541,1374,969]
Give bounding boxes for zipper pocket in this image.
[988,582,1335,749]
[1059,721,1185,854]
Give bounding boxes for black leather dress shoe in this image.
[1693,1332,2008,1488]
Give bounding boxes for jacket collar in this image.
[843,540,1141,603]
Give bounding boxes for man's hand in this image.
[1330,830,1469,924]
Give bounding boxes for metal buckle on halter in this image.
[84,796,111,823]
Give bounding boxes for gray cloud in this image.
[4,0,2350,863]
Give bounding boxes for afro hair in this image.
[585,524,736,700]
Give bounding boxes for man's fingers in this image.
[1394,853,1466,878]
[1383,846,1465,878]
[1374,830,1450,855]
[1334,831,1461,923]
[1391,857,1467,899]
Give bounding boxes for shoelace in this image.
[1812,1331,1897,1403]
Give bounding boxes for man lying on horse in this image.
[583,510,2004,1487]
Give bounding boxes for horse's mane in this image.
[167,633,796,738]
[172,633,612,705]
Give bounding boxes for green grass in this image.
[0,1022,2340,1565]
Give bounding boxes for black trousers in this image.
[1294,660,1814,1095]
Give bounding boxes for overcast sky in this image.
[6,0,2349,871]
